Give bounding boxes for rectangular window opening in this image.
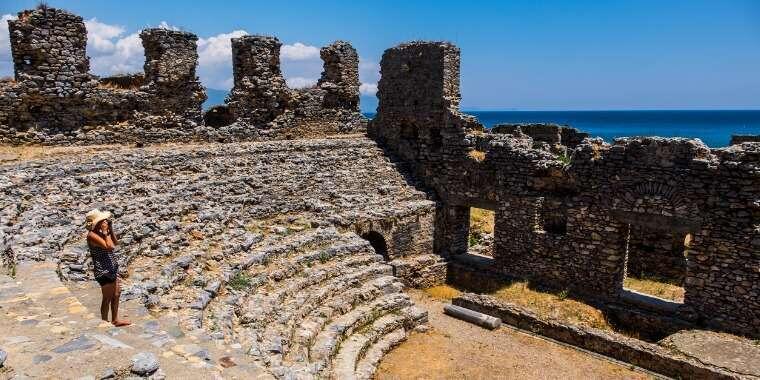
[623,224,688,304]
[468,207,495,258]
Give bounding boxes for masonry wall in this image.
[141,28,206,121]
[226,36,366,139]
[370,41,760,338]
[0,7,365,145]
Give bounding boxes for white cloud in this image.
[84,18,144,75]
[157,21,179,31]
[280,43,322,89]
[359,83,377,96]
[281,42,320,61]
[85,18,124,53]
[82,17,244,90]
[358,58,379,97]
[197,30,248,90]
[286,76,317,89]
[0,14,17,78]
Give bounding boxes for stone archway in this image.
[361,231,389,261]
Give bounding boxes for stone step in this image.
[252,270,401,368]
[285,270,399,363]
[229,227,345,273]
[353,328,408,380]
[308,293,413,367]
[331,312,410,379]
[237,254,383,327]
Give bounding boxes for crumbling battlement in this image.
[140,28,206,121]
[225,35,365,138]
[370,41,760,339]
[0,7,206,144]
[0,7,365,145]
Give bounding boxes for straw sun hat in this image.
[85,209,112,231]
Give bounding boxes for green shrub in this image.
[557,153,572,165]
[228,272,252,291]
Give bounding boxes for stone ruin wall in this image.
[224,35,365,139]
[0,7,365,145]
[731,134,760,145]
[369,41,760,339]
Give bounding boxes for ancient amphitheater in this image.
[0,6,758,380]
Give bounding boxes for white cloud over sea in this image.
[0,15,379,95]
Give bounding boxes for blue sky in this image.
[2,0,759,111]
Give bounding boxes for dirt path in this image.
[375,289,653,380]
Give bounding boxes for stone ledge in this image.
[452,292,749,380]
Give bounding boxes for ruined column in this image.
[9,6,91,96]
[7,6,94,130]
[227,35,290,125]
[368,41,464,158]
[140,28,206,121]
[317,41,359,110]
[374,41,461,116]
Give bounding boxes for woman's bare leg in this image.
[111,277,130,326]
[100,282,114,321]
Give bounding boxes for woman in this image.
[85,209,130,327]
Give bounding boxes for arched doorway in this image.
[361,231,389,261]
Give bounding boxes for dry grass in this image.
[427,282,613,331]
[468,149,486,162]
[97,82,139,91]
[491,281,613,330]
[470,208,494,235]
[624,277,685,303]
[424,285,462,301]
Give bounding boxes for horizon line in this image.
[359,108,760,113]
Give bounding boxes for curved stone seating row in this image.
[1,137,436,378]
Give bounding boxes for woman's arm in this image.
[108,220,118,246]
[87,231,110,249]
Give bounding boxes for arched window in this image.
[361,231,389,260]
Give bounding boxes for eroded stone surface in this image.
[0,137,442,379]
[660,330,760,376]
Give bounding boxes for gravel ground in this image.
[375,289,653,380]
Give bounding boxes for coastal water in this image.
[363,110,760,148]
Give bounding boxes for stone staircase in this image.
[1,231,427,379]
[123,226,427,379]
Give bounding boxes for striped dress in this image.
[89,243,118,281]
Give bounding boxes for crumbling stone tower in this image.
[370,41,478,162]
[223,35,366,136]
[227,35,291,125]
[318,41,360,111]
[140,29,206,122]
[7,6,95,130]
[9,7,91,95]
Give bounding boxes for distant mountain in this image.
[203,89,378,114]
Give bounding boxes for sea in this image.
[362,110,760,148]
[204,89,760,147]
